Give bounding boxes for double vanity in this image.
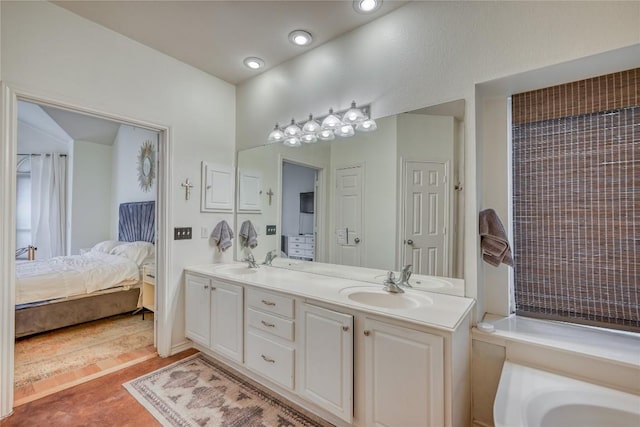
[184,261,474,427]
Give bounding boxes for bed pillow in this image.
[90,240,123,254]
[109,241,155,266]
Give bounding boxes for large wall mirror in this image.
[236,99,465,292]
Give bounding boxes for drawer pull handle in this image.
[204,285,209,290]
[261,300,276,306]
[211,287,216,290]
[342,326,349,332]
[261,320,275,328]
[261,354,275,363]
[147,274,155,278]
[364,330,370,336]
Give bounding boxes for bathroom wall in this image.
[236,0,640,313]
[1,0,236,367]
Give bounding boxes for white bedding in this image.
[16,251,140,305]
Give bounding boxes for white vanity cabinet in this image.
[184,273,211,346]
[363,318,444,427]
[245,288,296,390]
[184,272,244,363]
[298,303,354,423]
[184,265,473,427]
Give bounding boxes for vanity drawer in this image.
[288,236,306,243]
[289,242,313,250]
[289,248,314,257]
[247,308,294,341]
[246,331,294,390]
[247,289,294,318]
[304,236,315,244]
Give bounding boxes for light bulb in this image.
[288,30,313,47]
[360,0,376,11]
[321,109,344,130]
[356,118,377,132]
[284,118,302,137]
[243,57,264,70]
[317,129,335,141]
[302,114,321,134]
[267,123,285,143]
[301,133,318,144]
[342,101,366,124]
[335,124,355,138]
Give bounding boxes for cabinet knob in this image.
[342,326,350,332]
[364,330,370,336]
[204,285,209,290]
[211,287,216,290]
[261,354,275,363]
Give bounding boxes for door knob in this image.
[354,237,361,244]
[407,239,414,245]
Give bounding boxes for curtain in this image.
[30,154,67,259]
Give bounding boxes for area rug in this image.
[15,312,154,388]
[124,353,333,427]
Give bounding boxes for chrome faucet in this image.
[243,253,259,268]
[399,264,413,288]
[382,271,404,294]
[262,249,278,266]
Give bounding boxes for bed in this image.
[15,201,155,338]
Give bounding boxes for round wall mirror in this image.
[137,140,156,192]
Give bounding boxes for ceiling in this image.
[18,100,122,147]
[52,0,408,85]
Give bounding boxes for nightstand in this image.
[141,263,156,319]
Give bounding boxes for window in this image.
[16,156,31,259]
[511,68,639,331]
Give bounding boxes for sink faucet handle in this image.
[386,271,397,283]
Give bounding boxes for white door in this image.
[403,161,448,276]
[334,166,363,266]
[184,274,211,347]
[298,303,353,423]
[210,280,244,363]
[364,318,444,427]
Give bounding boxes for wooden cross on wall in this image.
[181,178,194,200]
[266,188,274,206]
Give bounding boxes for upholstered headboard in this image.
[118,201,155,243]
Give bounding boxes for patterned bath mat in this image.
[124,353,333,427]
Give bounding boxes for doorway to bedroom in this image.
[13,100,160,405]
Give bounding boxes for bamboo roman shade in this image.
[511,68,639,331]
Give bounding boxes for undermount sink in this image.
[217,265,258,275]
[340,286,433,309]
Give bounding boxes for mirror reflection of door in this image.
[334,165,363,266]
[281,162,318,261]
[403,161,449,276]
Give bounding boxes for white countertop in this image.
[184,263,475,332]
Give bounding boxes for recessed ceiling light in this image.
[353,0,382,14]
[288,30,313,47]
[243,57,264,70]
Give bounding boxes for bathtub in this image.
[494,361,640,427]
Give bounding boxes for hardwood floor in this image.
[2,348,198,426]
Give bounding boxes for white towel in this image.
[239,220,258,249]
[211,220,234,252]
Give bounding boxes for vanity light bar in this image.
[267,102,375,147]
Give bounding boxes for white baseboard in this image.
[169,340,193,356]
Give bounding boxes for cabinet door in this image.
[185,274,211,347]
[298,303,353,423]
[211,280,244,363]
[364,318,444,427]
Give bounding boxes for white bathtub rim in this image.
[494,361,640,427]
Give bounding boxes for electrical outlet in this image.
[174,227,192,240]
[201,227,208,238]
[266,225,276,235]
